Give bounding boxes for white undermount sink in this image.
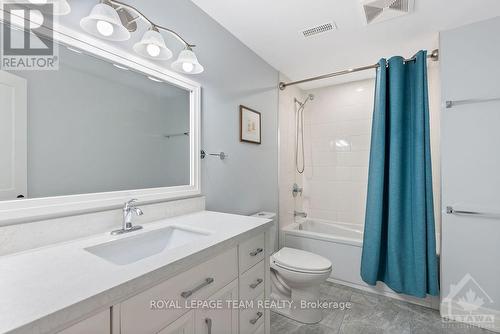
[85,226,211,265]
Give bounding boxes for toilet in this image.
[270,247,332,323]
[251,212,333,324]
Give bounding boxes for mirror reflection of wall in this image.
[0,27,191,201]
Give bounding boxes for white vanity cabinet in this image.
[158,280,238,334]
[0,207,272,334]
[116,231,269,334]
[238,234,267,334]
[158,278,238,334]
[193,280,239,334]
[57,309,111,334]
[120,248,238,334]
[157,311,195,334]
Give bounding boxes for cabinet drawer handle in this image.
[249,248,263,257]
[249,278,263,289]
[180,277,214,298]
[205,318,212,334]
[249,311,263,325]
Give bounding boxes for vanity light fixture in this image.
[171,47,204,74]
[80,1,131,41]
[133,26,173,60]
[80,0,204,74]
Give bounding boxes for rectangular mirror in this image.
[0,22,199,206]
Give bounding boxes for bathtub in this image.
[282,219,365,287]
[282,218,439,308]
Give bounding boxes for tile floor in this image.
[270,282,494,334]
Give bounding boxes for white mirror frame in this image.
[0,17,201,226]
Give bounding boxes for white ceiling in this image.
[190,0,500,89]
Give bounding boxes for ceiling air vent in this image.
[362,0,414,24]
[301,22,336,38]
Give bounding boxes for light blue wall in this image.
[130,0,279,215]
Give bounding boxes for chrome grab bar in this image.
[446,206,500,219]
[249,278,263,289]
[445,97,500,109]
[250,312,263,325]
[180,278,214,298]
[205,318,212,334]
[249,248,263,257]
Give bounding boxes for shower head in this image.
[295,94,315,108]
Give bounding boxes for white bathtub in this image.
[282,218,439,308]
[282,219,365,287]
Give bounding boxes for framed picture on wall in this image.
[240,105,261,144]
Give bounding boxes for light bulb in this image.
[146,44,161,57]
[96,20,114,37]
[182,62,194,73]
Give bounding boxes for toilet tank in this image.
[251,212,277,254]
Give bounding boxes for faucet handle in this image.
[124,198,138,209]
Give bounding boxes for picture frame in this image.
[239,105,261,144]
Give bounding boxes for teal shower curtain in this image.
[360,50,439,298]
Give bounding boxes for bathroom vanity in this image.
[0,10,272,334]
[0,211,272,334]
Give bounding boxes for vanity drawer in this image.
[240,293,265,334]
[120,248,237,334]
[239,260,265,300]
[239,233,265,273]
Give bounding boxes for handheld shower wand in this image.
[295,94,314,174]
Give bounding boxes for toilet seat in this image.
[271,247,332,274]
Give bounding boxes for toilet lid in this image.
[272,247,332,272]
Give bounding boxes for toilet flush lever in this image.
[249,248,263,256]
[250,312,263,325]
[249,278,263,289]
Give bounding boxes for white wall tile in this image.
[351,167,369,182]
[309,209,338,221]
[336,151,370,167]
[312,149,337,166]
[350,134,371,151]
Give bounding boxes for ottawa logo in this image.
[441,273,495,329]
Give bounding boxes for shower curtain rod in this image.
[279,49,439,90]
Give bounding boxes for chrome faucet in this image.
[294,211,307,218]
[111,199,144,235]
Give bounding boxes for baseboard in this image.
[326,278,440,310]
[440,300,500,333]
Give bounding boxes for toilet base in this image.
[270,286,323,324]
